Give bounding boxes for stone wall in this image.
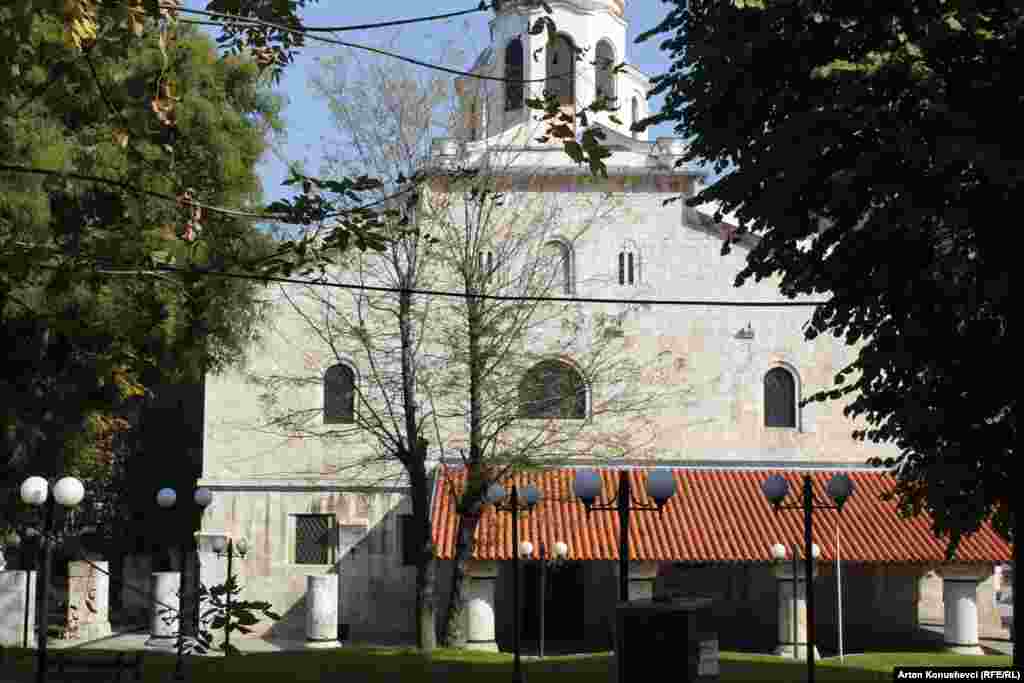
[196,487,416,642]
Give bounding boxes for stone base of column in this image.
[305,639,342,649]
[773,643,820,659]
[143,635,180,650]
[71,622,112,641]
[944,643,984,656]
[464,639,498,652]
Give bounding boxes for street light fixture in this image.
[530,540,568,659]
[761,473,853,683]
[573,468,676,602]
[485,482,540,683]
[155,486,213,679]
[210,534,248,654]
[20,475,85,683]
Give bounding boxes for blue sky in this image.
[188,1,686,206]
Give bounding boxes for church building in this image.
[198,0,1010,656]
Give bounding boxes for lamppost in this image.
[517,540,568,659]
[210,534,248,654]
[484,482,540,683]
[761,473,854,683]
[155,486,213,679]
[20,475,85,683]
[770,541,820,661]
[572,469,676,602]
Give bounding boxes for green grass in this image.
[0,646,1013,682]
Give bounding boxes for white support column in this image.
[464,560,499,651]
[773,562,820,660]
[0,570,36,647]
[145,571,181,650]
[305,574,340,648]
[939,565,988,655]
[628,561,658,602]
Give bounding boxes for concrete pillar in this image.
[145,571,181,649]
[628,561,658,601]
[939,565,987,655]
[0,570,36,647]
[773,562,820,659]
[305,574,340,648]
[464,560,498,651]
[65,560,112,641]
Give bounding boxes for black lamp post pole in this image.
[617,473,630,603]
[35,496,56,683]
[511,486,524,683]
[791,545,798,660]
[803,475,815,683]
[539,543,546,660]
[225,538,234,654]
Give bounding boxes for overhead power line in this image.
[95,260,828,307]
[170,3,571,84]
[163,2,491,34]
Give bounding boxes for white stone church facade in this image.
[198,0,1009,654]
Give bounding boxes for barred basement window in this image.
[294,514,336,565]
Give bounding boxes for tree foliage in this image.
[640,0,1018,555]
[0,17,280,536]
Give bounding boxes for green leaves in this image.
[186,576,282,656]
[644,0,1018,557]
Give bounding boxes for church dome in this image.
[499,0,624,18]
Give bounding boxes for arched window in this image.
[546,35,575,106]
[324,364,356,424]
[617,243,637,286]
[631,97,640,139]
[518,359,586,419]
[544,240,573,294]
[505,38,524,111]
[764,367,797,428]
[595,40,616,102]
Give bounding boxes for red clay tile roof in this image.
[430,465,1012,564]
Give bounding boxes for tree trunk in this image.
[441,504,482,647]
[408,459,436,652]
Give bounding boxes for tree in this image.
[640,1,1017,561]
[245,46,673,649]
[1,2,625,288]
[0,18,281,549]
[422,161,670,647]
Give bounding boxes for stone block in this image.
[0,570,36,647]
[65,560,112,641]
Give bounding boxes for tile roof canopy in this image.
[430,466,1011,564]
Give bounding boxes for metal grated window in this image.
[295,514,334,565]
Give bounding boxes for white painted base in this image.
[945,644,985,656]
[773,644,820,659]
[464,641,498,652]
[305,640,342,649]
[144,636,180,650]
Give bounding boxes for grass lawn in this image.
[0,646,1013,682]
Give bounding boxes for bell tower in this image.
[462,0,639,141]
